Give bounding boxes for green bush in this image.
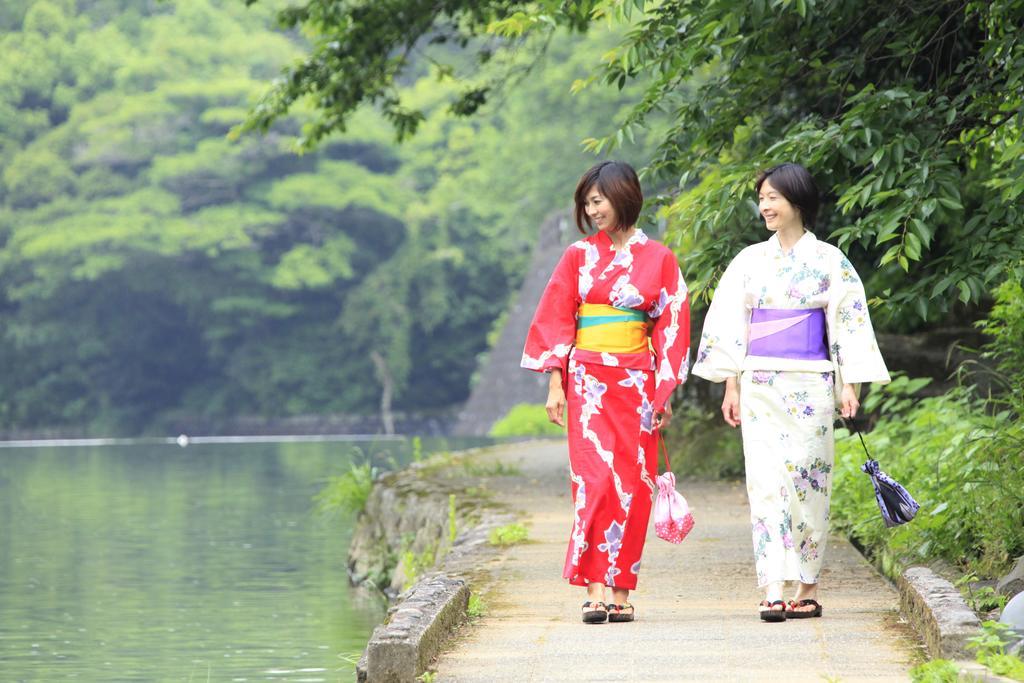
[968,622,1024,681]
[979,278,1024,399]
[490,403,564,437]
[833,272,1024,579]
[831,378,1023,578]
[909,659,958,683]
[315,461,375,516]
[955,573,1009,613]
[663,401,744,479]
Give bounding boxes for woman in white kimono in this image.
[692,163,890,621]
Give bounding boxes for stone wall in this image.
[348,449,517,682]
[347,452,502,598]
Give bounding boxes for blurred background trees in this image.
[0,0,648,433]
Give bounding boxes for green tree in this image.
[244,0,1024,325]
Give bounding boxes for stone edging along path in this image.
[351,444,520,683]
[355,503,516,683]
[895,568,1021,682]
[898,566,982,659]
[352,440,994,681]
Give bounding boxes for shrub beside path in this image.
[433,440,920,682]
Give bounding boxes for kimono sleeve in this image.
[520,245,579,375]
[825,253,890,387]
[692,253,748,383]
[649,249,691,412]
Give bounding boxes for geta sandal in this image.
[758,599,787,622]
[786,598,823,618]
[607,603,634,623]
[581,600,608,624]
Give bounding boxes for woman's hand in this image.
[722,376,741,428]
[840,383,860,419]
[546,370,566,428]
[653,402,673,430]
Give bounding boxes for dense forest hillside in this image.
[0,0,650,434]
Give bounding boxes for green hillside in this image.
[0,0,647,434]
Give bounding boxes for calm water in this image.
[0,437,492,681]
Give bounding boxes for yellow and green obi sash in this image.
[575,303,651,354]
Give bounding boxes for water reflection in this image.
[0,437,494,680]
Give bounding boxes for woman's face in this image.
[758,179,802,232]
[584,186,618,232]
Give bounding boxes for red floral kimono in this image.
[521,229,690,589]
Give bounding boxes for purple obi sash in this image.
[748,308,828,361]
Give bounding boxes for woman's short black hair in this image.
[755,163,820,229]
[574,161,643,234]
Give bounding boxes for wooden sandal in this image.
[581,601,608,624]
[758,599,787,622]
[607,603,634,623]
[786,598,823,618]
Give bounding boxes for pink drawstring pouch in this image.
[653,438,694,544]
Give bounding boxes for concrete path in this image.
[434,440,920,682]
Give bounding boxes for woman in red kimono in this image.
[521,161,690,624]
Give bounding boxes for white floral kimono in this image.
[693,231,889,586]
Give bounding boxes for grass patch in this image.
[315,461,374,515]
[414,448,520,481]
[467,593,487,618]
[986,655,1024,681]
[831,376,1024,580]
[488,523,528,546]
[448,494,457,544]
[400,542,438,592]
[461,485,494,502]
[490,403,564,437]
[909,659,958,683]
[336,650,363,675]
[461,458,521,477]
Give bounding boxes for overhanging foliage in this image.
[244,0,1024,324]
